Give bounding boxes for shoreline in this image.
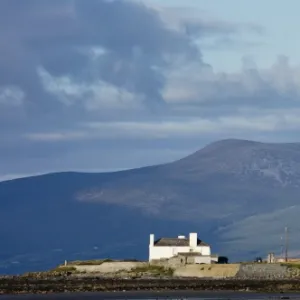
[1,291,300,300]
[2,278,300,295]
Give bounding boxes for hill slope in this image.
[1,138,300,274]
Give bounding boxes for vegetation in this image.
[67,259,113,266]
[281,263,300,269]
[131,265,174,277]
[122,258,140,262]
[66,258,139,266]
[21,266,78,278]
[50,266,77,273]
[22,271,42,277]
[218,256,229,264]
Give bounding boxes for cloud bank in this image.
[0,0,300,177]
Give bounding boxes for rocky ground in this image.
[2,263,300,295]
[2,277,300,295]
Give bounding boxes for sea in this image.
[1,291,300,300]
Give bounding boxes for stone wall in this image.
[174,263,300,280]
[174,263,300,279]
[235,263,296,279]
[73,261,300,279]
[73,261,146,273]
[150,255,215,268]
[150,257,183,269]
[174,264,240,278]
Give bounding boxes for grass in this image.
[50,266,77,273]
[22,271,41,277]
[66,258,140,266]
[22,266,77,277]
[281,263,300,269]
[131,265,174,277]
[67,259,113,266]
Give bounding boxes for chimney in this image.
[149,234,154,247]
[189,232,197,248]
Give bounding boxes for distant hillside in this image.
[1,138,300,274]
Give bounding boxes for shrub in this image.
[50,266,76,272]
[67,259,113,266]
[131,265,174,276]
[282,263,300,269]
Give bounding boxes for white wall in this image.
[194,256,213,264]
[74,262,146,273]
[149,245,211,261]
[189,233,197,248]
[149,233,211,261]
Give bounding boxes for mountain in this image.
[1,138,300,274]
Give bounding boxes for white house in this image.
[149,232,211,261]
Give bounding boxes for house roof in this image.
[153,237,209,247]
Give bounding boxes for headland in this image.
[2,260,300,295]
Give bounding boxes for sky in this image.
[1,0,300,181]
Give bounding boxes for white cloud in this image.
[141,0,262,38]
[22,109,300,142]
[23,131,87,142]
[1,0,300,179]
[0,86,25,106]
[38,67,142,110]
[85,113,300,136]
[163,56,300,105]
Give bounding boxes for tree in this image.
[218,256,228,264]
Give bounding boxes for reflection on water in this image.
[2,293,300,300]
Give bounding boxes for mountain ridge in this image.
[1,138,300,274]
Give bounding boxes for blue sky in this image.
[1,0,300,180]
[151,0,300,71]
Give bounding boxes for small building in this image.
[175,252,218,265]
[149,232,213,262]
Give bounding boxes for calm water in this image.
[1,291,300,300]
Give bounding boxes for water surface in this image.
[1,291,300,300]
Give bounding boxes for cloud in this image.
[23,110,300,142]
[141,1,264,37]
[163,55,300,108]
[0,0,209,113]
[38,67,142,110]
[0,0,299,178]
[2,0,300,267]
[0,86,25,106]
[0,0,264,115]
